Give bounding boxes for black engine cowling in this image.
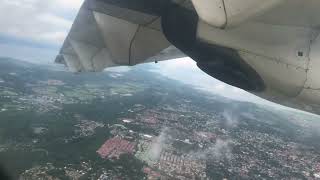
[161,3,265,92]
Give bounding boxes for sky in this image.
[0,0,304,109]
[0,0,83,63]
[152,58,270,104]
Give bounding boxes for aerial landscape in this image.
[0,57,320,180]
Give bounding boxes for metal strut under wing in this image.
[55,0,185,72]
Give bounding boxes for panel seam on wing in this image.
[237,49,306,71]
[129,26,141,66]
[221,0,228,29]
[297,30,320,96]
[86,3,158,29]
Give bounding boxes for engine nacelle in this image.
[162,3,320,113]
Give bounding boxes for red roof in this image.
[97,137,136,159]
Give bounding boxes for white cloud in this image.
[214,84,226,91]
[148,127,170,161]
[208,139,233,160]
[0,0,83,46]
[104,66,131,73]
[190,139,233,161]
[55,0,84,10]
[222,109,239,128]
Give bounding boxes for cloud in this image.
[191,139,233,161]
[208,139,233,160]
[148,127,170,161]
[222,109,239,128]
[241,112,256,120]
[104,66,132,73]
[55,0,84,10]
[214,84,226,91]
[0,0,84,62]
[0,0,83,46]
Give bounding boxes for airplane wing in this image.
[55,0,186,72]
[56,0,320,115]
